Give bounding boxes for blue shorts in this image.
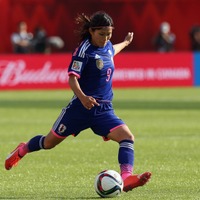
[51,100,125,140]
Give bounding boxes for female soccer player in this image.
[5,11,151,192]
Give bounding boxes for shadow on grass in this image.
[0,198,31,200]
[0,197,100,200]
[49,197,100,200]
[0,99,200,110]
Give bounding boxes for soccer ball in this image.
[94,170,124,198]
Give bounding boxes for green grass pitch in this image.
[0,87,200,200]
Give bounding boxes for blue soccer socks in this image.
[27,135,46,152]
[118,139,134,180]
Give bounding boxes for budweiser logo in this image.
[0,60,68,86]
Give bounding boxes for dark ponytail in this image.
[75,11,114,42]
[75,13,91,42]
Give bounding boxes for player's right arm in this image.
[68,74,99,110]
[68,39,99,109]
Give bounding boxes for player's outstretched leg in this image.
[5,133,64,170]
[5,135,47,170]
[5,143,26,170]
[123,171,152,192]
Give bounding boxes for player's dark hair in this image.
[75,11,114,42]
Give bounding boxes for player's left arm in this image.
[113,32,134,55]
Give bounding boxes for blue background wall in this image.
[194,53,200,86]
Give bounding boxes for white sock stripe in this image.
[120,145,134,150]
[120,142,133,146]
[39,136,45,149]
[120,144,133,148]
[120,142,134,150]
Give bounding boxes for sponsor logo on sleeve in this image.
[71,60,82,72]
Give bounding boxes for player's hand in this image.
[81,96,100,110]
[124,32,134,46]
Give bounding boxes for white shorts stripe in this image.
[52,108,66,131]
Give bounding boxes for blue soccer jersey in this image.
[52,39,125,139]
[68,39,115,101]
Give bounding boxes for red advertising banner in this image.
[113,53,193,87]
[0,53,193,90]
[0,54,70,90]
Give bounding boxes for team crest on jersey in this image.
[71,60,82,72]
[58,124,66,134]
[96,59,104,70]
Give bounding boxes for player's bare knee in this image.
[123,133,134,142]
[128,134,134,141]
[122,125,134,141]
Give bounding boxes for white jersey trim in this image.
[78,39,91,58]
